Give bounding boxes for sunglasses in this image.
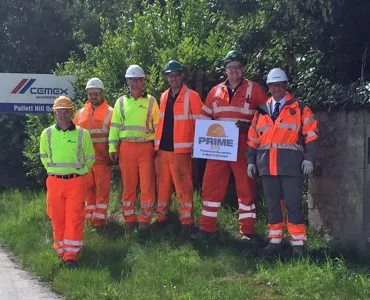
[87,92,102,97]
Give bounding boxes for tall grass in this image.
[0,190,369,300]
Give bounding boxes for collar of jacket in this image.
[258,92,296,115]
[55,122,76,131]
[165,84,188,96]
[126,91,148,98]
[84,100,108,110]
[221,77,248,90]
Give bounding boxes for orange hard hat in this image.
[53,96,74,110]
[206,123,227,137]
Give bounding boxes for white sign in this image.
[193,119,239,162]
[0,73,77,114]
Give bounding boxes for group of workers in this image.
[39,50,318,268]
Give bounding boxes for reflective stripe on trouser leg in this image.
[232,146,256,235]
[92,163,112,226]
[200,159,231,232]
[63,175,86,262]
[46,176,67,258]
[85,168,96,219]
[169,152,194,225]
[120,142,139,223]
[155,150,173,222]
[54,240,64,257]
[267,224,284,243]
[137,142,155,224]
[280,175,307,245]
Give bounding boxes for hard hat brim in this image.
[53,107,74,110]
[125,75,145,78]
[162,68,183,74]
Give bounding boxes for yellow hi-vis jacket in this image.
[40,123,96,175]
[108,93,160,153]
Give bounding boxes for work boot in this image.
[292,245,305,257]
[124,222,138,233]
[92,225,106,234]
[138,222,150,231]
[64,260,79,268]
[262,242,283,256]
[178,224,193,241]
[190,230,218,241]
[241,234,262,246]
[150,219,170,231]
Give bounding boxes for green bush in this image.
[23,0,242,185]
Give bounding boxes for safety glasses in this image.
[87,92,102,97]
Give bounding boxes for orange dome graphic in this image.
[206,123,227,137]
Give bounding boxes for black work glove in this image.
[235,120,251,133]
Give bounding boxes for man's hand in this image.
[109,152,118,163]
[235,120,251,133]
[301,160,313,175]
[247,164,257,179]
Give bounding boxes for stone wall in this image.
[308,109,370,248]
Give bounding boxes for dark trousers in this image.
[261,175,304,225]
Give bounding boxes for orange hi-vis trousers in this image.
[200,145,256,235]
[119,141,155,224]
[85,163,112,227]
[46,175,86,262]
[155,150,194,225]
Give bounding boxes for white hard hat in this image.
[266,68,289,84]
[125,65,145,78]
[86,78,104,90]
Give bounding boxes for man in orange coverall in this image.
[74,78,113,230]
[40,96,95,268]
[191,50,267,242]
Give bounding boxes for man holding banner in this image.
[191,50,267,242]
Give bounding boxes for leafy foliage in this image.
[23,0,242,184]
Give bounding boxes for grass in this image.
[1,190,370,299]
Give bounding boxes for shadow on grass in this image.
[81,211,370,280]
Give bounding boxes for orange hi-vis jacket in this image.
[200,78,267,146]
[247,93,319,176]
[74,100,113,165]
[154,85,203,153]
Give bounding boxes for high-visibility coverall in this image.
[40,123,95,262]
[199,78,267,234]
[74,101,113,227]
[154,85,203,225]
[109,93,160,225]
[247,93,318,246]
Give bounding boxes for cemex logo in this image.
[11,79,68,95]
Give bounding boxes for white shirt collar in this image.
[271,96,286,113]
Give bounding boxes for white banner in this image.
[193,119,239,162]
[0,73,77,114]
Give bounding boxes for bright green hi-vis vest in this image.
[108,94,160,153]
[40,124,95,175]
